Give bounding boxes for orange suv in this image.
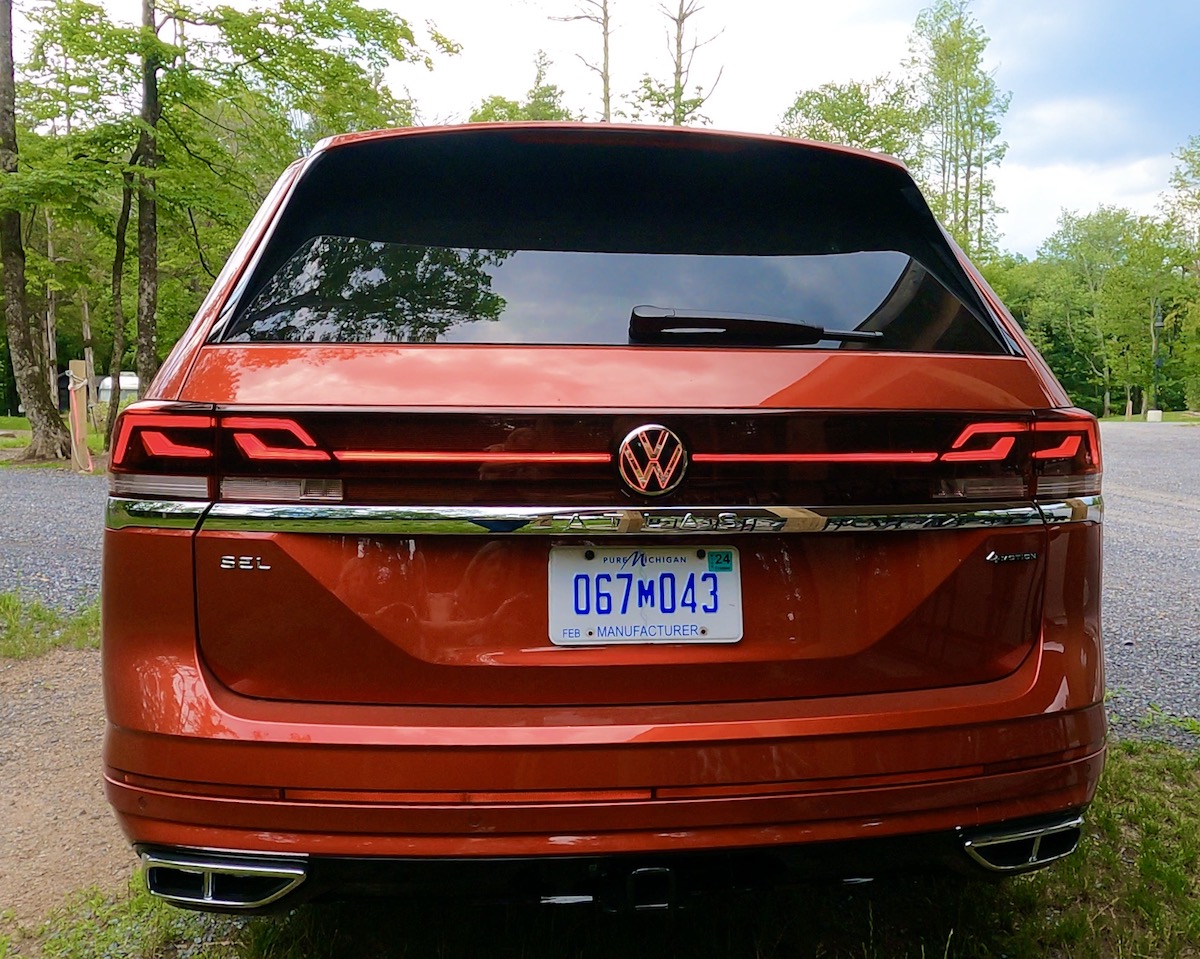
[102,124,1104,912]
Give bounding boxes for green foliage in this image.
[0,592,98,659]
[777,75,923,166]
[1034,206,1199,415]
[1185,376,1200,412]
[623,72,714,127]
[2,0,454,397]
[1166,134,1200,257]
[469,51,577,123]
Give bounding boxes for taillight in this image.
[1031,410,1102,497]
[107,407,1102,506]
[931,410,1101,500]
[109,403,215,499]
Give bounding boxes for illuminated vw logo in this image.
[618,424,688,496]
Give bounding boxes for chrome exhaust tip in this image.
[141,848,307,910]
[961,814,1084,873]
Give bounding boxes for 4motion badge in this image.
[985,550,1039,564]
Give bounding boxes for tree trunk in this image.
[670,1,685,125]
[135,0,161,396]
[1124,386,1133,421]
[45,209,57,399]
[0,0,68,459]
[599,0,610,122]
[105,171,134,451]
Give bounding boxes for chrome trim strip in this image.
[106,497,211,531]
[201,503,1055,535]
[108,497,1102,535]
[1036,495,1103,525]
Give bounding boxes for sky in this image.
[373,0,1200,257]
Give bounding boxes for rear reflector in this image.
[109,473,211,499]
[934,477,1029,500]
[220,477,344,502]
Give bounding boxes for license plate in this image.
[548,546,743,645]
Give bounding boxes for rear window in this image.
[218,128,1011,355]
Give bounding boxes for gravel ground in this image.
[0,422,1197,926]
[0,466,107,612]
[1095,421,1200,745]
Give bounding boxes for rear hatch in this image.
[122,126,1101,707]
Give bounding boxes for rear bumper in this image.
[102,522,1105,873]
[105,701,1104,859]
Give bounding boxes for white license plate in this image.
[548,546,743,646]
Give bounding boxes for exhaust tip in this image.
[142,848,307,911]
[961,814,1083,873]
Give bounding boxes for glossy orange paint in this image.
[190,527,1047,706]
[174,344,1063,410]
[103,515,1103,861]
[104,124,1104,900]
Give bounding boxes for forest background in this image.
[1,0,1198,458]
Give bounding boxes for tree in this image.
[552,0,613,122]
[0,0,69,458]
[134,0,160,394]
[777,76,923,167]
[624,0,721,126]
[13,0,450,448]
[469,51,576,122]
[1165,134,1200,274]
[1038,207,1195,416]
[908,0,1010,258]
[983,254,1106,413]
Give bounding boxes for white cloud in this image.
[1004,96,1138,163]
[994,155,1174,257]
[393,0,919,130]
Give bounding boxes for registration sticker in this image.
[548,546,743,646]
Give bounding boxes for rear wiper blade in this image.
[629,305,883,346]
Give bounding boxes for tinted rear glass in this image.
[220,129,1011,354]
[227,238,996,351]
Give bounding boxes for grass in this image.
[2,741,1198,958]
[0,592,100,659]
[1099,410,1200,423]
[5,878,231,959]
[0,412,108,467]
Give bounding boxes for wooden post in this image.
[67,358,92,472]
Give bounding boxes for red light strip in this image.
[1032,435,1082,460]
[940,436,1016,462]
[332,450,612,464]
[223,417,322,447]
[139,431,213,459]
[946,421,1028,449]
[233,433,332,462]
[692,452,939,464]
